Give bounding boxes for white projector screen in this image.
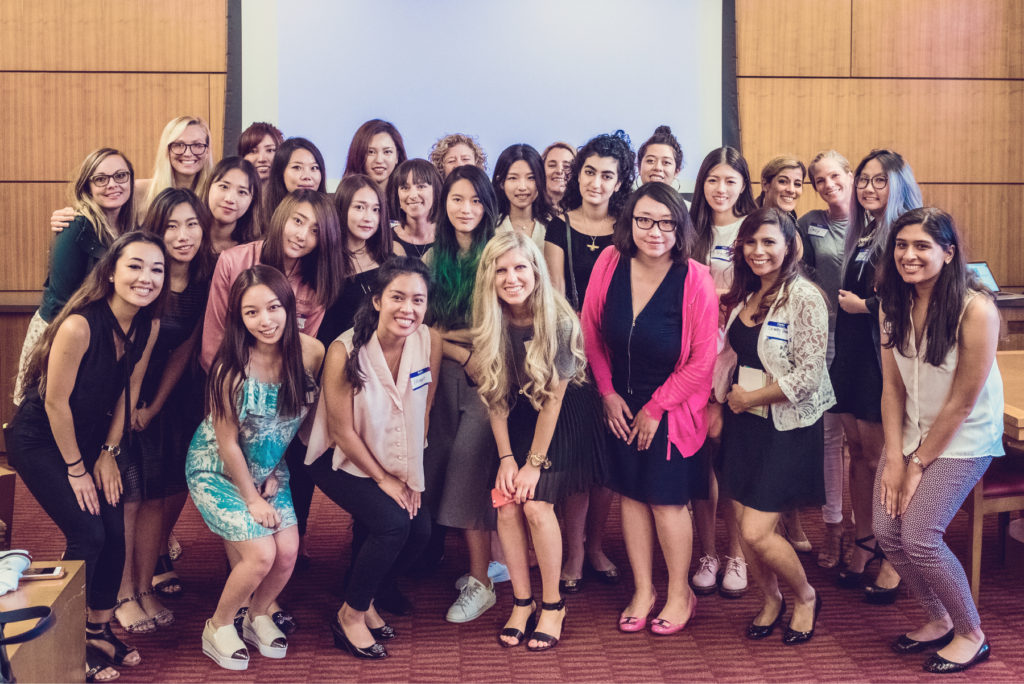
[239,0,728,193]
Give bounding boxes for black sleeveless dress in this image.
[318,268,379,347]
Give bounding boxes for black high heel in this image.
[369,623,396,641]
[498,596,537,648]
[782,594,822,645]
[746,598,787,640]
[330,617,388,659]
[864,579,902,604]
[836,536,883,589]
[526,598,566,652]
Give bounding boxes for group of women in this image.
[6,115,1003,679]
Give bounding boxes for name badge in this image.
[766,321,790,342]
[711,244,733,262]
[297,315,307,330]
[410,367,431,391]
[855,247,870,263]
[808,224,828,238]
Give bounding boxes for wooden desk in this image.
[997,351,1024,450]
[0,560,85,683]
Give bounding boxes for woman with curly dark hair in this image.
[543,131,634,594]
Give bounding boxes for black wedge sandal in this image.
[498,596,537,648]
[526,598,566,652]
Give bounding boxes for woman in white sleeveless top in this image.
[875,208,1003,675]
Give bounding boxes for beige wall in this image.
[0,1,227,440]
[735,0,1023,288]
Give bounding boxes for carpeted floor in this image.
[7,472,1024,682]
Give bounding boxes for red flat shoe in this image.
[651,591,697,636]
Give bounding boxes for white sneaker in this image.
[241,613,287,659]
[446,575,496,623]
[691,554,721,595]
[719,555,748,598]
[454,561,510,591]
[203,619,249,670]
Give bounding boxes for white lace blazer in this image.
[713,276,836,431]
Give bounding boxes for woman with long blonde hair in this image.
[473,230,603,651]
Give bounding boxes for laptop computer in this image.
[967,262,1024,306]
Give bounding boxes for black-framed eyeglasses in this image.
[855,174,888,190]
[633,216,677,233]
[89,170,131,187]
[168,141,209,156]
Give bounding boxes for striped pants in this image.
[872,452,992,634]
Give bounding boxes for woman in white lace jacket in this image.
[712,207,834,645]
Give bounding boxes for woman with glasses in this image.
[582,182,716,636]
[15,147,137,406]
[830,149,922,603]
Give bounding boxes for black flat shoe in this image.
[272,610,297,635]
[369,623,396,641]
[498,596,537,648]
[864,580,901,605]
[585,560,621,585]
[923,641,990,674]
[782,594,821,645]
[331,618,388,659]
[746,598,786,640]
[891,628,954,654]
[836,536,883,589]
[559,577,583,594]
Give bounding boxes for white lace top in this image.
[713,276,836,430]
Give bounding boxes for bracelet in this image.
[461,351,473,368]
[499,454,514,461]
[64,457,83,469]
[67,469,89,478]
[527,450,551,470]
[100,444,121,457]
[910,452,927,470]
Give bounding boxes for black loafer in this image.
[923,641,990,674]
[782,594,822,645]
[559,577,583,594]
[864,580,901,605]
[746,598,786,640]
[891,628,954,654]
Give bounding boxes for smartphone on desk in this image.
[22,565,65,581]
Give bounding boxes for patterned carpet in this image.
[7,474,1024,683]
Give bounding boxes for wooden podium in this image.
[0,560,85,683]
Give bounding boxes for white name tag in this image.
[766,320,790,342]
[297,315,307,330]
[808,224,828,238]
[711,244,733,262]
[855,247,870,263]
[410,367,431,391]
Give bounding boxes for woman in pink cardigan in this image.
[581,183,718,635]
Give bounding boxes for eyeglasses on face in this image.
[855,174,888,190]
[89,170,131,187]
[168,141,209,156]
[633,216,677,233]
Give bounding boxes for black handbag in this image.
[0,606,55,684]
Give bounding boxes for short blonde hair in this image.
[143,115,213,214]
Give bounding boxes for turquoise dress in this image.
[186,377,308,541]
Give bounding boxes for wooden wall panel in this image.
[209,74,228,157]
[0,184,66,292]
[922,184,1024,287]
[736,0,851,77]
[738,78,1024,184]
[852,0,1024,78]
[0,1,226,73]
[0,313,33,440]
[0,73,217,182]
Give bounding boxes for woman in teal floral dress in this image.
[186,265,323,671]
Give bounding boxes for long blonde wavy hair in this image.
[143,116,213,213]
[471,231,586,412]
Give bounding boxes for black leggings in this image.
[310,457,430,612]
[284,437,314,537]
[9,446,125,611]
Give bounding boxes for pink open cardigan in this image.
[581,247,718,460]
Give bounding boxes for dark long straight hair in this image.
[346,257,432,392]
[207,265,308,423]
[877,207,986,366]
[334,174,392,269]
[139,187,215,285]
[200,156,263,243]
[721,207,802,324]
[263,137,327,220]
[492,143,552,223]
[689,146,758,264]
